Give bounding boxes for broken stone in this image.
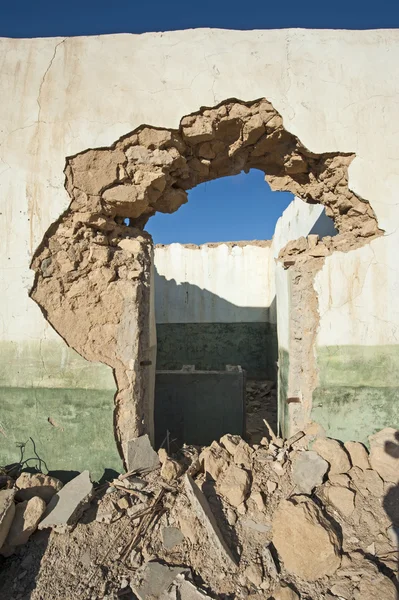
[6,496,46,546]
[161,574,211,600]
[162,526,185,550]
[292,450,329,494]
[262,542,278,579]
[272,583,300,600]
[127,502,147,518]
[124,434,160,474]
[0,489,15,549]
[217,464,251,507]
[344,441,370,471]
[38,470,93,533]
[272,497,341,580]
[116,496,130,510]
[250,491,265,511]
[131,560,189,600]
[312,437,351,474]
[161,458,183,482]
[183,474,237,568]
[349,466,384,498]
[15,472,63,504]
[234,440,254,469]
[244,564,263,587]
[200,442,230,480]
[220,433,242,457]
[328,473,351,487]
[266,480,277,494]
[368,427,399,483]
[241,518,271,533]
[323,485,355,518]
[226,508,237,526]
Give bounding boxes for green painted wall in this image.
[312,345,399,444]
[0,341,122,482]
[156,322,278,380]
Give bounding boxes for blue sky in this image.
[2,0,397,243]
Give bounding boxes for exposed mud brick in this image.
[313,438,351,474]
[15,472,63,504]
[272,497,341,580]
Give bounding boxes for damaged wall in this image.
[154,241,277,379]
[1,29,398,477]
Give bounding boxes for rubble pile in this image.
[0,425,398,600]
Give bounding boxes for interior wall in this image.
[154,242,277,380]
[1,29,398,475]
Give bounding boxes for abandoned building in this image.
[0,27,399,600]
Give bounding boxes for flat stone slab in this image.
[0,489,15,549]
[183,474,237,569]
[162,526,185,549]
[38,470,93,533]
[132,561,189,600]
[124,434,160,474]
[292,450,329,494]
[161,574,211,600]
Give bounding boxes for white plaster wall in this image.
[1,29,399,376]
[315,232,399,347]
[154,243,273,323]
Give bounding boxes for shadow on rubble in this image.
[0,529,50,600]
[382,431,399,595]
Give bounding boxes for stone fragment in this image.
[6,496,46,546]
[349,466,384,498]
[328,473,350,487]
[344,441,370,471]
[226,508,237,526]
[38,471,93,533]
[353,571,397,600]
[217,464,250,507]
[368,428,399,483]
[183,474,237,568]
[15,472,63,504]
[162,526,185,550]
[234,440,254,469]
[262,542,278,579]
[324,485,355,517]
[266,480,277,494]
[272,583,300,600]
[313,437,351,474]
[241,519,271,533]
[220,433,242,457]
[250,491,265,511]
[181,116,214,144]
[117,496,130,510]
[272,497,341,580]
[200,442,230,480]
[124,434,160,474]
[132,561,189,600]
[244,564,263,587]
[161,458,183,482]
[292,450,329,494]
[0,489,15,549]
[161,574,211,600]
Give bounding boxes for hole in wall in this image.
[29,97,382,469]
